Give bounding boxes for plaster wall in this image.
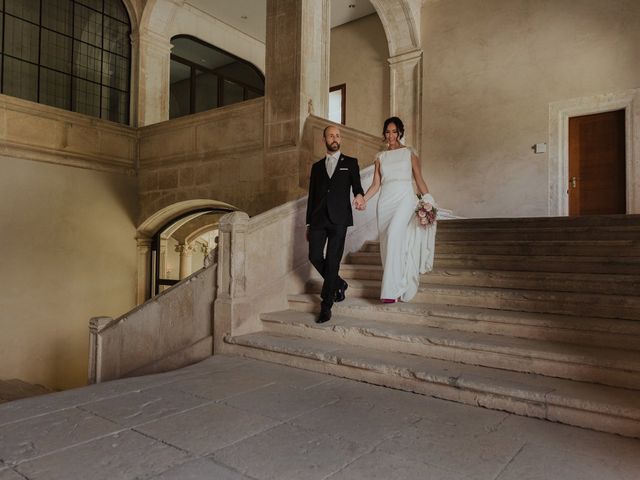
[0,157,137,390]
[330,14,390,138]
[421,0,640,217]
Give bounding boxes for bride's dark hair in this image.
[383,116,405,140]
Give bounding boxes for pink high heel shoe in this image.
[381,298,397,304]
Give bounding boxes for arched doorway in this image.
[137,199,238,302]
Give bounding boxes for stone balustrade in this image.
[88,263,217,383]
[0,94,137,175]
[213,163,378,351]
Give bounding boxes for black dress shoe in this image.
[334,280,348,302]
[316,308,332,324]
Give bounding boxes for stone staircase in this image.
[224,215,640,437]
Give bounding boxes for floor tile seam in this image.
[282,410,413,449]
[319,431,402,480]
[184,381,279,404]
[7,425,131,469]
[301,377,339,391]
[108,397,223,429]
[204,420,287,455]
[203,455,261,480]
[0,405,79,429]
[0,467,28,480]
[370,445,476,480]
[493,441,528,480]
[133,401,284,456]
[131,427,195,456]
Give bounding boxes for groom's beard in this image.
[325,141,340,152]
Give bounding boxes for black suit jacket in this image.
[306,154,365,227]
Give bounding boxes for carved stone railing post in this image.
[214,211,250,353]
[88,316,116,384]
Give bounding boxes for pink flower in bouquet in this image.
[415,198,437,228]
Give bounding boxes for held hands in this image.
[353,194,366,211]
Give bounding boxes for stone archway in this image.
[369,0,424,151]
[136,0,266,126]
[135,199,238,302]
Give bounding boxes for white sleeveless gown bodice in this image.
[376,147,437,301]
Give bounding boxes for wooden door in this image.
[568,110,626,215]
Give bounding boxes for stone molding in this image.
[0,94,137,175]
[549,89,640,215]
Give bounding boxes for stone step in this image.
[224,332,640,438]
[359,240,640,257]
[434,226,640,241]
[259,310,640,389]
[438,215,640,230]
[347,251,640,274]
[335,265,640,296]
[306,279,640,320]
[287,294,640,351]
[0,379,52,404]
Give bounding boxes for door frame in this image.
[549,89,640,216]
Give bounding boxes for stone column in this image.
[263,0,330,200]
[135,237,153,304]
[176,243,195,280]
[159,238,168,278]
[136,29,172,126]
[389,49,423,153]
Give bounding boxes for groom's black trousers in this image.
[308,224,347,311]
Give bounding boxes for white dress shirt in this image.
[325,151,341,178]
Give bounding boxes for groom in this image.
[306,125,365,323]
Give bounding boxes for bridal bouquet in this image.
[415,194,437,227]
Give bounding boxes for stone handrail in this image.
[88,263,217,383]
[213,163,378,349]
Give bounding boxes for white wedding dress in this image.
[376,147,437,302]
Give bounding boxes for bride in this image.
[360,117,437,303]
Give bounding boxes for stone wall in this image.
[0,95,138,390]
[330,13,390,137]
[137,99,299,223]
[421,0,640,217]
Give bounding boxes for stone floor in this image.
[0,356,638,480]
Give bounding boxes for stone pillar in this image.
[136,29,172,126]
[176,243,195,280]
[214,212,250,353]
[135,236,152,304]
[263,0,330,200]
[389,49,423,153]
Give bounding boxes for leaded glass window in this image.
[0,0,131,125]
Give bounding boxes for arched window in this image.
[0,0,131,125]
[169,35,264,119]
